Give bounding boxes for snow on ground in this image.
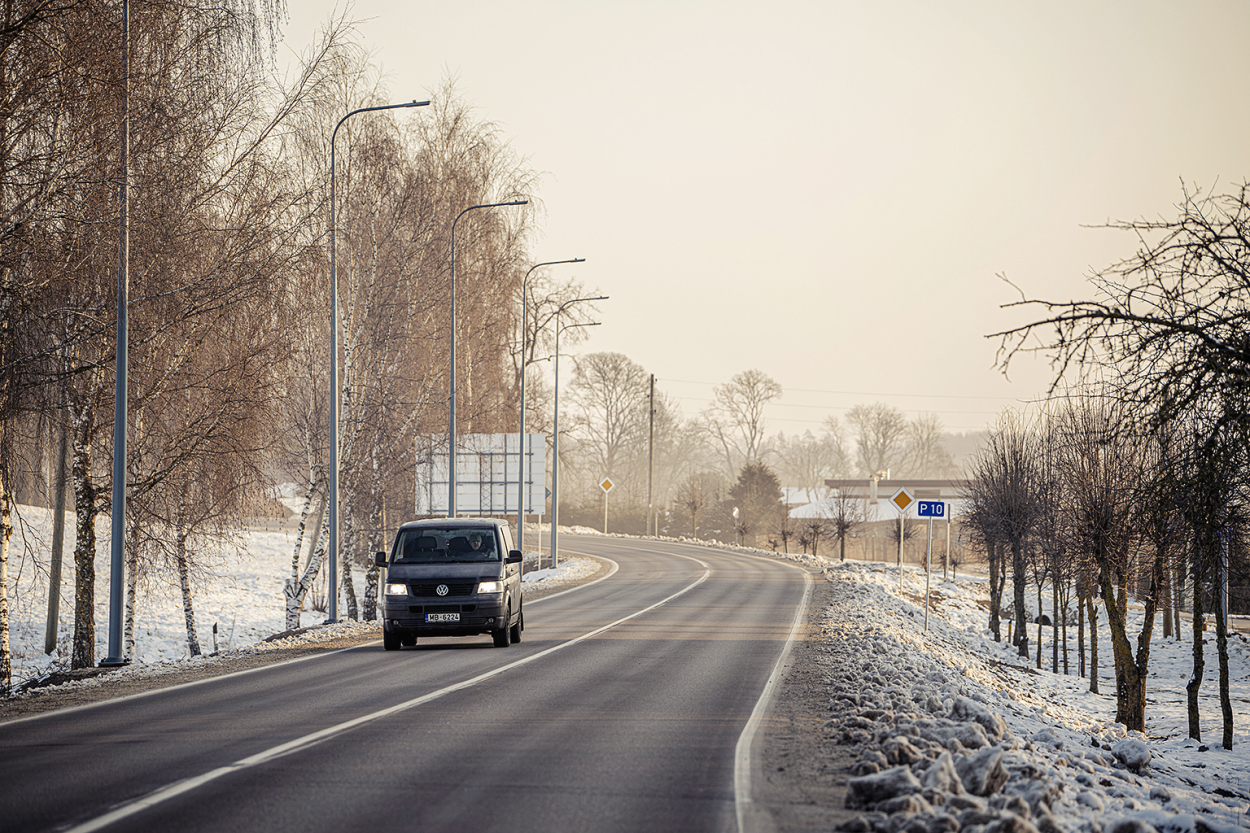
[5,507,1248,832]
[520,557,600,587]
[2,505,597,689]
[819,559,1250,833]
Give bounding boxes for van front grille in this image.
[410,581,476,597]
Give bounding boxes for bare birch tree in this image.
[704,369,781,479]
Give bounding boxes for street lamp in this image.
[517,258,584,550]
[549,294,607,565]
[448,200,528,517]
[101,0,132,666]
[329,99,428,623]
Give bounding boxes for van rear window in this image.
[391,527,500,563]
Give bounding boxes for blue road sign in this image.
[917,500,945,518]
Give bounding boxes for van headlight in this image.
[477,580,502,594]
[385,583,408,596]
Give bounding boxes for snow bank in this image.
[821,561,1250,833]
[2,504,597,689]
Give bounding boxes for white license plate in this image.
[426,613,460,623]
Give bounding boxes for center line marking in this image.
[63,565,710,833]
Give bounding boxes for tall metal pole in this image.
[518,258,583,547]
[924,515,934,632]
[329,100,427,622]
[449,200,528,518]
[102,0,131,667]
[550,322,561,565]
[550,316,601,566]
[647,374,655,536]
[944,513,951,580]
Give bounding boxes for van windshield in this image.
[391,527,500,563]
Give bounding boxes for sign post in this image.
[917,500,946,632]
[600,477,615,534]
[890,488,913,588]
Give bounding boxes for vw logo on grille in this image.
[436,584,450,596]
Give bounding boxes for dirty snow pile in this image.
[820,561,1249,833]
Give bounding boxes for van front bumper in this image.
[382,597,507,635]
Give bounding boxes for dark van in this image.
[375,518,524,650]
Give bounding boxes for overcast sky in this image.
[280,1,1250,436]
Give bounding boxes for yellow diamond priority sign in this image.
[600,477,615,494]
[891,488,914,513]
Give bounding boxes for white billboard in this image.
[416,433,547,516]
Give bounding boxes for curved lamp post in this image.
[517,258,584,549]
[448,200,528,517]
[329,99,428,623]
[549,294,607,566]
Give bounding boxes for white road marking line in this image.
[62,565,710,833]
[733,557,814,833]
[1,647,359,729]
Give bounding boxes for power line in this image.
[659,377,1029,403]
[667,394,1003,419]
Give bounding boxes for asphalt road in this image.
[0,535,811,833]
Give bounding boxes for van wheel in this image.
[492,607,512,647]
[383,627,402,651]
[510,610,522,644]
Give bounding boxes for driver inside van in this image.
[467,531,493,557]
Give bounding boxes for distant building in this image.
[819,478,971,520]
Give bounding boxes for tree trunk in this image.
[988,541,1002,642]
[1036,581,1043,668]
[1173,559,1183,640]
[71,417,98,670]
[1078,580,1085,678]
[1215,560,1232,750]
[176,531,200,657]
[289,469,319,595]
[341,499,358,621]
[285,510,328,630]
[1012,540,1028,657]
[45,419,69,656]
[1052,577,1059,673]
[285,471,325,629]
[362,461,383,622]
[1186,554,1205,741]
[123,516,138,660]
[175,485,200,657]
[1098,561,1145,730]
[362,541,380,621]
[1161,555,1174,640]
[0,467,11,692]
[1087,593,1099,695]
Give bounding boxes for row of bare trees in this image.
[0,0,326,686]
[554,359,961,540]
[986,181,1250,748]
[0,3,577,688]
[966,398,1239,747]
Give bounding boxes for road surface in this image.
[1,535,811,833]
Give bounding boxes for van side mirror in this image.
[374,551,387,567]
[506,550,523,564]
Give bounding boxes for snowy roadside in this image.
[0,550,601,724]
[4,508,1248,833]
[1,503,602,698]
[816,560,1250,833]
[610,532,1249,830]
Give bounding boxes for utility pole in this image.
[647,374,655,536]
